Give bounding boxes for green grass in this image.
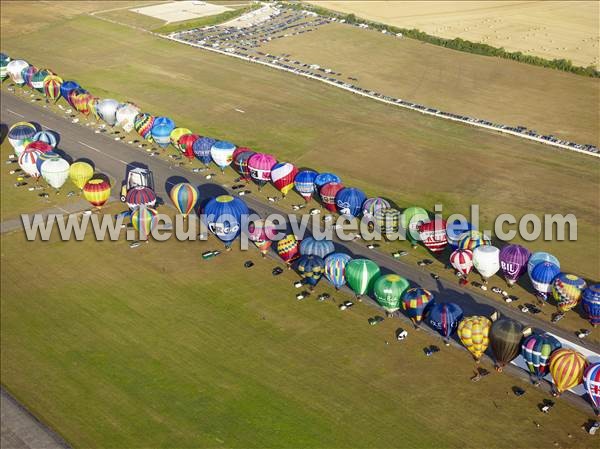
[154,3,261,34]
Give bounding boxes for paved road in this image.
[1,200,91,234]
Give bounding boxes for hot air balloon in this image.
[529,261,560,301]
[248,153,277,189]
[521,333,561,383]
[72,90,94,115]
[6,60,29,85]
[21,65,37,87]
[8,121,37,156]
[345,259,380,297]
[583,363,600,413]
[59,80,79,105]
[131,205,159,237]
[24,140,52,155]
[41,158,70,190]
[32,130,58,148]
[297,255,325,288]
[211,141,236,173]
[271,162,298,197]
[374,274,409,313]
[549,349,588,395]
[18,147,43,178]
[192,137,216,166]
[294,170,318,202]
[277,234,300,266]
[458,316,491,362]
[336,187,366,217]
[299,237,335,258]
[115,102,140,132]
[203,195,249,249]
[231,146,250,162]
[401,288,434,327]
[446,220,473,249]
[0,54,10,80]
[527,252,560,278]
[170,128,192,150]
[418,219,447,254]
[125,186,157,210]
[552,273,586,313]
[427,302,463,341]
[374,208,400,241]
[489,316,526,371]
[499,244,531,286]
[83,178,111,208]
[43,75,62,102]
[36,151,59,174]
[457,230,491,251]
[151,117,175,148]
[324,253,352,290]
[134,113,155,140]
[450,249,474,281]
[178,134,200,162]
[473,245,500,283]
[169,183,198,218]
[68,161,94,190]
[95,99,120,126]
[30,68,52,93]
[319,182,344,212]
[362,197,390,220]
[314,173,341,190]
[233,150,255,182]
[248,219,276,257]
[582,284,600,327]
[400,206,429,246]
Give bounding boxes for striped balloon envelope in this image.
[324,253,352,290]
[126,186,157,210]
[529,261,560,300]
[294,170,318,202]
[271,162,298,197]
[374,208,400,240]
[458,315,491,362]
[32,130,58,148]
[401,288,434,326]
[520,333,561,382]
[8,121,37,156]
[134,113,155,141]
[276,234,300,266]
[549,348,588,394]
[21,65,37,87]
[151,117,175,148]
[18,147,44,178]
[299,236,335,259]
[450,249,473,278]
[345,258,380,297]
[362,197,390,220]
[131,205,159,238]
[457,230,491,251]
[583,363,600,411]
[169,183,198,218]
[83,178,111,208]
[418,219,448,254]
[527,252,560,278]
[44,75,63,102]
[552,273,586,313]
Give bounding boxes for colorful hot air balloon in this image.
[401,288,434,327]
[552,273,587,313]
[21,65,37,87]
[529,261,560,301]
[151,117,175,148]
[8,121,37,156]
[374,208,400,240]
[83,178,111,208]
[169,183,198,218]
[373,274,409,313]
[170,128,192,150]
[582,284,600,327]
[299,237,335,259]
[277,234,300,266]
[41,158,70,190]
[131,205,159,237]
[6,59,29,85]
[211,141,236,173]
[297,255,325,288]
[473,245,500,283]
[179,134,200,161]
[319,182,344,212]
[125,186,157,210]
[450,249,474,280]
[24,140,52,155]
[95,99,120,126]
[362,197,390,220]
[134,113,155,140]
[203,195,249,249]
[336,187,366,217]
[233,150,255,182]
[489,317,526,371]
[36,151,59,174]
[324,253,352,290]
[59,80,79,106]
[549,349,588,395]
[314,173,340,190]
[18,147,43,178]
[583,363,600,413]
[68,161,94,190]
[192,137,216,165]
[458,316,491,362]
[527,252,560,278]
[271,162,298,197]
[499,244,531,286]
[115,102,140,132]
[32,130,58,148]
[345,259,380,297]
[446,220,473,249]
[30,68,51,93]
[70,89,93,115]
[457,230,491,251]
[294,170,318,202]
[521,333,561,383]
[248,153,277,189]
[418,219,448,254]
[248,219,276,257]
[427,302,463,341]
[401,206,429,246]
[43,74,63,102]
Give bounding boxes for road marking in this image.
[78,141,128,165]
[6,108,25,118]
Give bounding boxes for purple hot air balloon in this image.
[499,244,531,286]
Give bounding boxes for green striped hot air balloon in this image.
[401,206,429,246]
[373,274,409,312]
[345,259,380,297]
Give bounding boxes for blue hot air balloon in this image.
[521,333,561,383]
[151,117,175,148]
[446,219,473,249]
[193,137,216,166]
[314,172,341,190]
[426,302,463,340]
[211,140,235,173]
[203,195,249,248]
[296,255,326,288]
[300,236,335,258]
[527,251,560,277]
[32,130,58,149]
[582,284,600,327]
[59,80,79,105]
[294,170,318,202]
[529,261,560,300]
[335,187,366,217]
[324,253,352,290]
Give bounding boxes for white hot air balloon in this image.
[6,59,29,85]
[473,245,500,283]
[115,102,141,132]
[41,158,70,190]
[18,148,43,178]
[95,99,120,126]
[211,141,236,173]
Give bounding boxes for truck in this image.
[120,167,155,202]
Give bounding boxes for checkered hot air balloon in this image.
[324,253,352,290]
[126,186,157,210]
[458,315,491,362]
[131,205,159,238]
[248,153,277,189]
[374,274,409,313]
[549,349,588,395]
[552,273,586,313]
[521,333,561,383]
[582,284,600,327]
[294,170,318,202]
[319,182,344,212]
[418,219,448,254]
[277,234,300,266]
[43,75,63,103]
[271,162,298,197]
[233,150,255,182]
[402,288,434,327]
[169,183,198,218]
[83,178,111,208]
[583,363,600,412]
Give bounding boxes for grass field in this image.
[308,1,600,69]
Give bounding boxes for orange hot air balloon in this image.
[83,178,111,208]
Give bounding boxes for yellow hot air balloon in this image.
[458,316,491,362]
[69,161,94,190]
[170,127,192,151]
[549,348,588,395]
[83,178,111,208]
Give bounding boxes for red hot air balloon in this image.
[450,249,473,284]
[178,134,200,162]
[418,219,447,254]
[271,162,298,197]
[319,182,344,212]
